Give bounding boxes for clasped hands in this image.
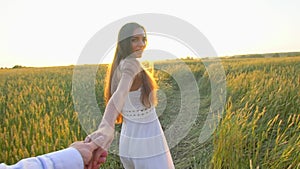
[70,141,107,169]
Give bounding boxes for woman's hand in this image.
[84,119,115,151]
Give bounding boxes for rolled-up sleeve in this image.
[0,147,83,169]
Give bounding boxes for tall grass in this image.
[211,57,300,169]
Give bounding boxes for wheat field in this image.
[0,56,299,168]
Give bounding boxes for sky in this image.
[0,0,300,68]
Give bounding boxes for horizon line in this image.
[1,50,300,69]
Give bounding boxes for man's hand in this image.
[70,141,107,169]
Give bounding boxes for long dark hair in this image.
[104,22,157,124]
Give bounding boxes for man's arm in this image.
[0,147,83,169]
[0,142,107,169]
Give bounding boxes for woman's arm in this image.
[86,58,142,150]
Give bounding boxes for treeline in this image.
[226,51,300,59]
[0,65,27,69]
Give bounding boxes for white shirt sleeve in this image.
[0,147,83,169]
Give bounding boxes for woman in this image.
[85,22,175,169]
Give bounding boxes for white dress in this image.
[119,88,175,169]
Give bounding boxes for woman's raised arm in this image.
[85,58,142,150]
